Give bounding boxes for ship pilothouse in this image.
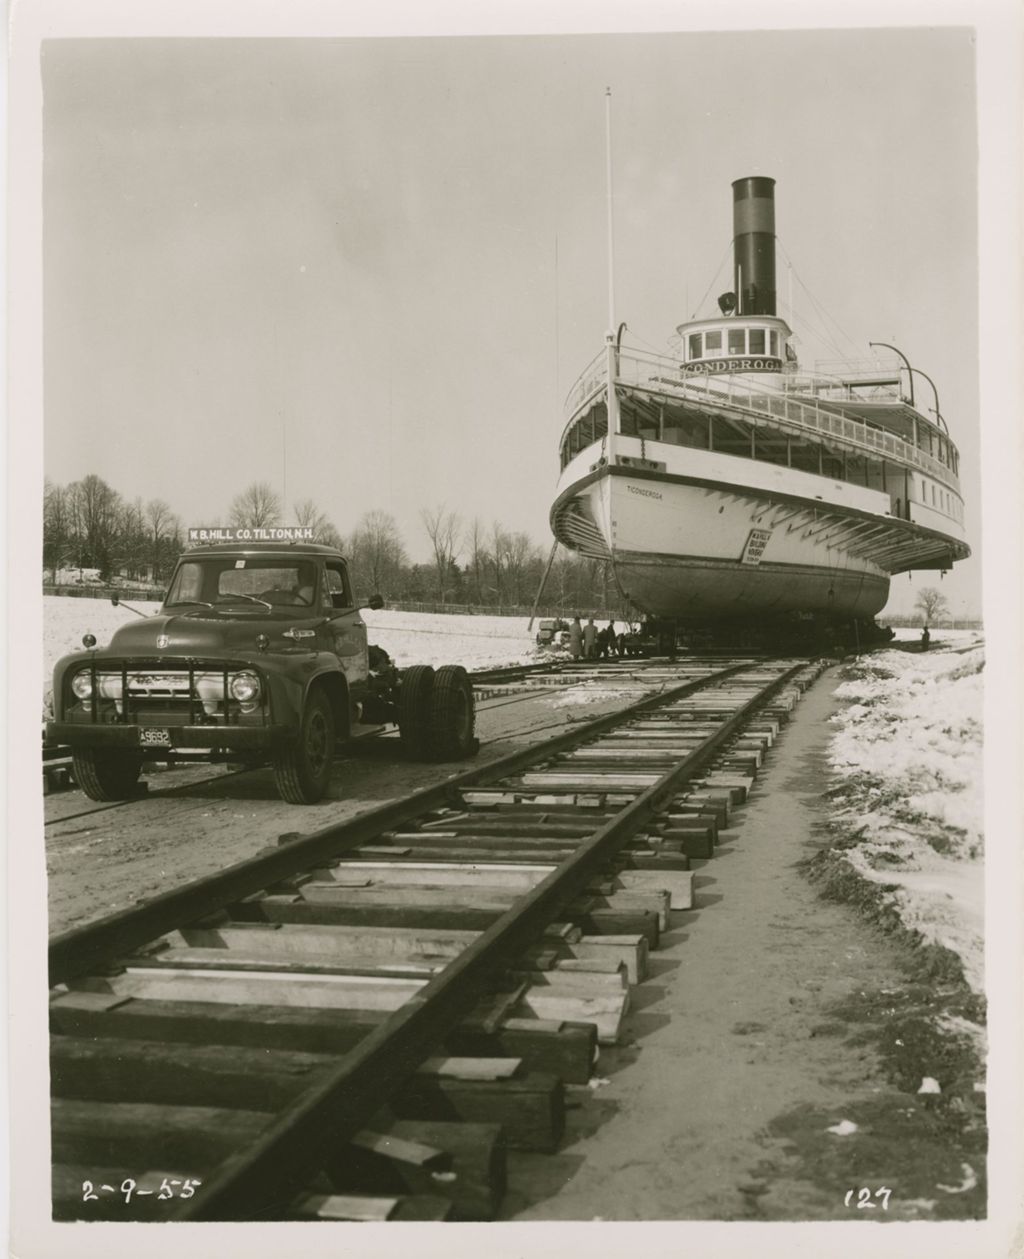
[550,175,969,628]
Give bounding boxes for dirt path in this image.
[503,667,986,1222]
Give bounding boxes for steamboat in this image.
[549,176,970,640]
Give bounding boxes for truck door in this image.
[324,562,369,692]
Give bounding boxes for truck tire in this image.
[429,665,478,761]
[72,749,143,802]
[398,664,434,759]
[273,687,335,804]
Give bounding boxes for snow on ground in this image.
[362,608,547,672]
[827,637,985,994]
[41,596,557,716]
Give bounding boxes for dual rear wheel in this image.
[399,664,478,762]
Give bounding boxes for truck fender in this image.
[307,672,350,740]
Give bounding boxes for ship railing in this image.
[602,347,960,493]
[812,357,905,391]
[564,350,608,414]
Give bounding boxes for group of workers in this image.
[567,615,626,661]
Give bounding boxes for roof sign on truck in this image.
[188,526,316,544]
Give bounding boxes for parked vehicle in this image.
[47,534,478,804]
[535,617,570,648]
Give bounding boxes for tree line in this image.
[43,476,619,613]
[44,475,184,584]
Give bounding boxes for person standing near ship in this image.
[568,616,584,660]
[583,617,598,659]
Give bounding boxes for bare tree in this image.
[466,517,489,605]
[490,520,508,604]
[347,510,407,596]
[229,481,282,530]
[502,530,538,606]
[144,498,178,581]
[914,586,949,625]
[294,497,343,548]
[115,496,148,576]
[43,480,73,581]
[67,473,122,576]
[421,505,462,603]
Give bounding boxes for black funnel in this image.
[732,177,776,316]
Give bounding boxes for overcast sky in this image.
[42,28,980,615]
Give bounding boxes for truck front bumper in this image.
[46,722,294,753]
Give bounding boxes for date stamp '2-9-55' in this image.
[81,1177,201,1205]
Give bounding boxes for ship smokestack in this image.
[732,177,776,316]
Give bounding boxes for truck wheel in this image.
[429,665,478,761]
[398,664,434,759]
[72,749,143,802]
[273,687,335,804]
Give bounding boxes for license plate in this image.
[140,727,172,748]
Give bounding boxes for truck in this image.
[46,536,478,804]
[534,617,570,648]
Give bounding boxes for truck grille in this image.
[68,660,266,726]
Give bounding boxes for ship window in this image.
[688,333,703,360]
[705,330,722,354]
[661,410,710,450]
[748,329,766,355]
[728,328,746,355]
[769,331,779,357]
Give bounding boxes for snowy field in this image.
[826,631,985,994]
[41,596,571,716]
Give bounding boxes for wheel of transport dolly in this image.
[272,687,335,804]
[428,665,479,761]
[397,664,435,759]
[71,749,144,802]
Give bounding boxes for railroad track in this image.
[48,654,826,1221]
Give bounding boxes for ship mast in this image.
[604,87,620,456]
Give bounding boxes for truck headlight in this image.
[70,671,93,700]
[230,672,261,702]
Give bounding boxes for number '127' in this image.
[845,1187,892,1210]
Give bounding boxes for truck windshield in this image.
[166,558,319,609]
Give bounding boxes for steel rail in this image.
[49,659,755,985]
[174,657,809,1220]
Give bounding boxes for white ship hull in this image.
[561,469,889,619]
[552,428,967,622]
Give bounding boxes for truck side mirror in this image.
[364,594,385,611]
[110,594,120,606]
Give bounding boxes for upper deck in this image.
[561,344,961,494]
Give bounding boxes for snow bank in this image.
[827,642,985,993]
[42,596,552,716]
